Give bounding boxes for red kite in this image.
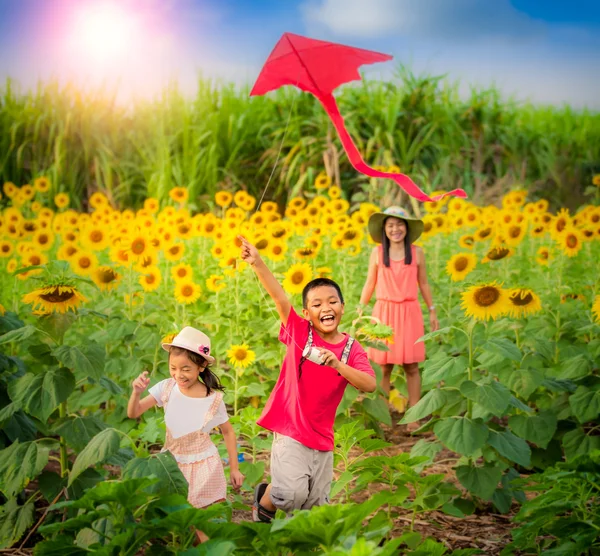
[251,32,467,202]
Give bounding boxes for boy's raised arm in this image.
[239,235,291,323]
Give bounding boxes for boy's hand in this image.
[317,348,340,370]
[238,235,261,266]
[230,469,244,490]
[132,371,150,394]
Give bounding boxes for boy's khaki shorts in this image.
[269,433,333,513]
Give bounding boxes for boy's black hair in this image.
[301,278,345,308]
[169,346,225,395]
[382,217,413,267]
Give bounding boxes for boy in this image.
[239,236,376,523]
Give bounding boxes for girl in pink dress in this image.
[359,207,439,431]
[128,327,244,541]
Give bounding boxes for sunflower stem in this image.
[466,320,475,419]
[234,368,239,416]
[58,401,69,478]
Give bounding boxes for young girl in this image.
[359,206,439,432]
[127,326,244,522]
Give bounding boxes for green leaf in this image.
[410,439,443,463]
[53,343,105,380]
[362,397,391,426]
[53,415,107,452]
[8,368,75,421]
[417,326,453,343]
[401,388,449,423]
[485,338,522,362]
[238,461,265,489]
[0,497,35,549]
[423,355,468,385]
[508,411,557,449]
[0,403,17,428]
[456,464,502,500]
[122,452,188,496]
[434,417,489,456]
[460,380,511,417]
[0,325,37,346]
[555,354,591,381]
[487,430,531,467]
[0,440,55,497]
[330,470,354,499]
[562,428,600,462]
[69,428,122,486]
[568,386,600,424]
[507,368,544,400]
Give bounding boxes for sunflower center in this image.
[454,256,469,271]
[423,222,433,232]
[234,348,247,360]
[132,239,146,255]
[146,274,156,284]
[343,230,357,240]
[79,257,91,268]
[1,244,9,253]
[291,271,305,285]
[90,231,103,242]
[273,246,282,255]
[24,222,36,232]
[272,229,285,238]
[100,269,117,283]
[566,234,578,248]
[30,256,41,265]
[179,225,190,234]
[508,226,521,238]
[299,248,313,256]
[66,246,77,256]
[177,268,187,277]
[205,223,215,233]
[169,246,180,255]
[40,289,75,303]
[488,247,509,260]
[510,291,533,306]
[556,218,566,232]
[182,285,194,296]
[256,239,269,250]
[539,250,549,260]
[479,228,492,238]
[474,286,501,307]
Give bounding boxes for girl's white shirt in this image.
[148,379,229,439]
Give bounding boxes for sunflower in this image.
[215,191,233,208]
[459,234,475,249]
[294,246,318,261]
[328,186,341,200]
[71,251,98,276]
[559,227,583,257]
[21,250,48,272]
[288,197,307,211]
[169,187,189,204]
[123,232,155,262]
[22,285,87,314]
[249,212,267,228]
[227,343,256,369]
[21,185,35,201]
[507,288,542,318]
[536,246,552,266]
[54,193,70,209]
[164,242,185,262]
[134,252,158,272]
[174,280,202,304]
[33,177,50,193]
[282,262,313,295]
[550,209,571,239]
[482,246,514,263]
[31,230,54,251]
[593,174,600,187]
[266,241,287,262]
[316,266,333,278]
[592,295,600,322]
[206,274,226,293]
[139,266,162,292]
[92,266,122,292]
[171,263,193,282]
[561,293,586,304]
[0,303,5,316]
[0,240,14,258]
[330,199,350,214]
[143,197,160,213]
[461,282,510,321]
[423,200,442,214]
[89,192,108,209]
[587,208,600,226]
[56,244,78,261]
[3,182,17,198]
[314,172,331,190]
[504,223,527,247]
[446,253,477,281]
[81,225,110,251]
[7,258,18,273]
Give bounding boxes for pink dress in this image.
[367,245,426,365]
[160,379,227,508]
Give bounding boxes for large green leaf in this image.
[460,380,511,417]
[508,411,557,449]
[422,355,468,385]
[0,440,56,497]
[553,354,591,381]
[506,368,544,400]
[456,464,502,500]
[69,428,122,486]
[562,428,600,462]
[434,417,489,456]
[53,343,105,380]
[0,325,37,346]
[8,367,75,421]
[485,338,522,362]
[568,386,600,424]
[0,497,35,549]
[487,430,531,467]
[122,452,188,496]
[362,397,391,426]
[53,415,107,452]
[401,388,449,423]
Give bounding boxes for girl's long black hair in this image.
[381,217,413,267]
[169,346,225,395]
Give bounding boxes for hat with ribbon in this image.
[162,326,215,365]
[368,206,424,244]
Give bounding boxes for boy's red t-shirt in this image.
[257,307,375,451]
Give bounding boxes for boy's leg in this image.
[301,448,333,510]
[380,364,394,395]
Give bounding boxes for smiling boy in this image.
[238,236,376,522]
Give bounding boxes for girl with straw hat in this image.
[358,206,439,432]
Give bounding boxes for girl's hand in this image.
[429,310,439,332]
[230,469,244,490]
[356,304,365,317]
[318,348,340,370]
[238,235,260,266]
[132,371,150,394]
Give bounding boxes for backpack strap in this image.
[161,378,176,409]
[340,336,355,365]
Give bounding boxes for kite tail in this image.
[318,93,467,203]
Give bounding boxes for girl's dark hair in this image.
[169,346,225,395]
[382,217,412,267]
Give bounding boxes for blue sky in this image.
[0,0,598,108]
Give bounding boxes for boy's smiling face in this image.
[302,285,344,335]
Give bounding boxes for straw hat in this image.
[162,326,216,365]
[368,206,424,244]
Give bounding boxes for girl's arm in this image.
[358,248,379,309]
[127,371,158,418]
[416,247,439,331]
[219,421,244,489]
[239,235,291,323]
